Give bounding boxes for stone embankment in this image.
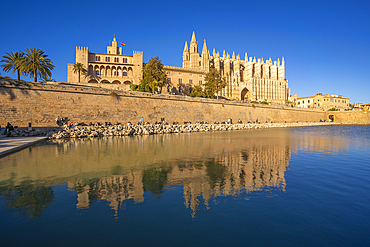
[6,128,61,137]
[46,122,337,139]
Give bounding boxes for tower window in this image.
[96,56,100,61]
[123,58,128,63]
[114,57,119,63]
[105,57,110,62]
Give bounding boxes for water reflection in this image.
[0,126,355,218]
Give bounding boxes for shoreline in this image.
[47,122,342,139]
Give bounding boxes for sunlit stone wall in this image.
[0,79,331,127]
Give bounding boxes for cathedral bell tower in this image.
[189,31,201,69]
[182,41,190,68]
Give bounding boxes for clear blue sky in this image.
[1,0,369,103]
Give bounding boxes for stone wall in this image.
[331,111,370,123]
[0,79,339,127]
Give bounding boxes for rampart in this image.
[1,79,367,127]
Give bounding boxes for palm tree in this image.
[22,47,54,82]
[0,51,25,81]
[40,75,56,83]
[72,62,87,83]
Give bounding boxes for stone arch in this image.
[88,65,93,75]
[241,87,251,101]
[88,79,98,83]
[100,65,105,76]
[123,80,132,84]
[112,80,121,84]
[106,66,111,77]
[101,79,110,84]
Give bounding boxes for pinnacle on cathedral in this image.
[202,39,208,56]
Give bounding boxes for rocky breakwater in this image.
[49,122,336,140]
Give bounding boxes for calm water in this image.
[0,125,369,246]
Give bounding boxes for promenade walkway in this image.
[0,129,48,157]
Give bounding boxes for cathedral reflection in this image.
[71,142,290,217]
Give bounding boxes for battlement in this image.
[133,51,143,54]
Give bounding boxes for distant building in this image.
[297,93,349,111]
[164,31,291,103]
[67,35,143,86]
[362,103,370,111]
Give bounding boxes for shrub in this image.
[130,84,139,91]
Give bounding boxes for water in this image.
[0,125,369,246]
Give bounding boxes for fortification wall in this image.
[0,79,332,127]
[331,111,370,123]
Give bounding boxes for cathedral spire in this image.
[213,48,216,57]
[191,31,197,43]
[189,31,198,54]
[183,41,189,52]
[202,39,208,56]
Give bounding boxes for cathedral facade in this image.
[165,31,290,103]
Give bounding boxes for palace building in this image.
[165,31,291,103]
[67,35,143,86]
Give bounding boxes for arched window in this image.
[96,70,99,75]
[123,58,128,63]
[96,56,100,61]
[123,72,127,76]
[179,86,182,93]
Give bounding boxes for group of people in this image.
[1,122,14,136]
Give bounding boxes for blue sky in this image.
[1,0,369,103]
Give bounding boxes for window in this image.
[105,57,110,62]
[123,58,128,63]
[179,73,182,75]
[114,71,117,76]
[96,70,99,75]
[302,100,304,104]
[167,78,171,82]
[114,57,119,63]
[96,56,100,61]
[189,79,193,84]
[167,86,171,92]
[178,78,182,83]
[123,72,127,76]
[298,102,300,105]
[189,74,193,77]
[199,80,202,85]
[199,75,203,78]
[179,86,182,93]
[308,100,310,103]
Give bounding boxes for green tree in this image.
[22,47,54,82]
[72,62,87,83]
[190,85,205,98]
[204,68,226,99]
[139,56,167,93]
[40,74,56,83]
[0,51,25,81]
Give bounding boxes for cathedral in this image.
[164,31,290,103]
